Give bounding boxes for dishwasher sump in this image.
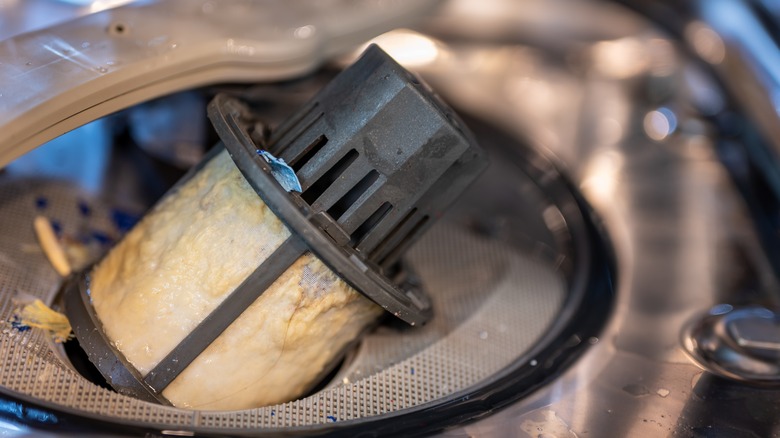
[0,103,613,435]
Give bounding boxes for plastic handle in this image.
[0,0,440,168]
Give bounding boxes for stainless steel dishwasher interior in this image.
[0,0,778,436]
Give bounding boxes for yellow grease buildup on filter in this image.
[89,149,382,410]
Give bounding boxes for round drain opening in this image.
[0,85,614,436]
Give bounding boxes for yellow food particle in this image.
[19,299,73,343]
[33,216,71,276]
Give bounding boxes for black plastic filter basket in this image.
[64,44,487,404]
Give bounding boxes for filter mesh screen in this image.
[0,178,565,431]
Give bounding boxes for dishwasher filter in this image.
[60,44,487,408]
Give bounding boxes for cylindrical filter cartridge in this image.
[64,45,487,410]
[88,148,383,410]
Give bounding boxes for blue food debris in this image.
[257,150,302,193]
[326,415,337,423]
[111,209,140,233]
[0,400,58,424]
[49,220,63,237]
[77,200,91,217]
[410,367,415,375]
[10,315,30,332]
[90,230,113,246]
[34,197,48,210]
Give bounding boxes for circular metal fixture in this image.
[682,305,780,383]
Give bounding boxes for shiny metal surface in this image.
[390,0,780,435]
[0,0,439,167]
[621,0,780,194]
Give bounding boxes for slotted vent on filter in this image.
[369,209,430,267]
[269,99,326,168]
[278,124,392,248]
[291,134,328,173]
[351,202,393,246]
[301,149,359,205]
[327,170,381,221]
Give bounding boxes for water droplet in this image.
[95,66,108,73]
[81,42,90,49]
[479,330,488,340]
[530,359,538,366]
[25,62,31,66]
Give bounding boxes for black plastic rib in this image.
[63,274,168,404]
[143,235,308,393]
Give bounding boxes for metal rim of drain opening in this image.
[0,111,616,437]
